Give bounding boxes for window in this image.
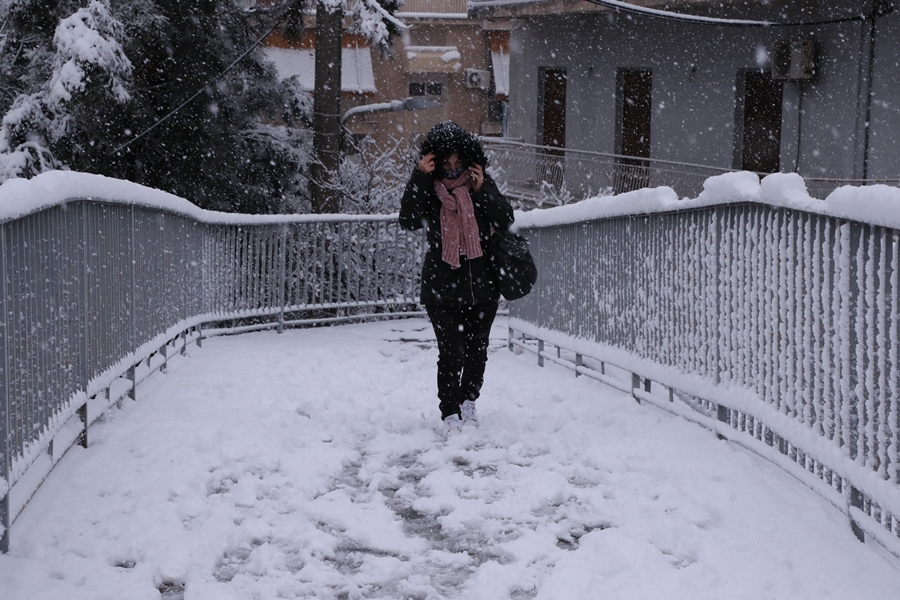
[409,80,443,97]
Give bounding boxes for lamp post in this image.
[340,97,443,124]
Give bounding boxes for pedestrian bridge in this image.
[1,170,900,597]
[4,316,899,599]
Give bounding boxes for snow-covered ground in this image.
[1,317,899,600]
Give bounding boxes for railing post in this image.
[717,404,730,424]
[849,486,866,542]
[278,225,287,334]
[79,202,91,437]
[159,343,168,373]
[1,224,10,553]
[631,373,641,403]
[77,401,88,449]
[537,339,544,367]
[129,204,137,403]
[575,353,582,377]
[127,366,136,401]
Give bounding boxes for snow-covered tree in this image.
[347,0,403,54]
[0,0,314,213]
[0,0,404,213]
[0,0,131,180]
[334,136,417,214]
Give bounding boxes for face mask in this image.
[443,166,466,180]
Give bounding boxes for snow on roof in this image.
[264,46,376,93]
[406,46,462,72]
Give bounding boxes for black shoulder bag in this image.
[489,229,538,301]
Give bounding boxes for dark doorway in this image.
[615,68,652,192]
[540,68,567,149]
[738,71,783,173]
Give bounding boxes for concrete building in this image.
[262,1,511,151]
[469,0,900,185]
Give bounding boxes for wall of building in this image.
[507,6,900,181]
[344,19,497,152]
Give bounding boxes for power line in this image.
[585,0,893,27]
[108,4,294,157]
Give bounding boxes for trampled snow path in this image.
[1,317,899,599]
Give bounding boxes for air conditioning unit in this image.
[773,40,816,81]
[464,69,491,90]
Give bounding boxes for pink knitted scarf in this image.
[434,171,482,269]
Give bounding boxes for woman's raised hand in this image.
[417,152,436,174]
[469,163,484,192]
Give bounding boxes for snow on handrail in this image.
[0,171,399,225]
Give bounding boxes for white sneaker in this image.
[460,400,479,427]
[444,414,462,437]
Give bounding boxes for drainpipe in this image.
[862,1,894,181]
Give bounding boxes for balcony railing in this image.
[398,0,469,15]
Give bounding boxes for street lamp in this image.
[341,97,442,124]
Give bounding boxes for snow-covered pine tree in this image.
[111,0,313,213]
[0,0,314,213]
[0,0,131,181]
[337,135,418,214]
[0,0,406,213]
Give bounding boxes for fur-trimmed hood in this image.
[420,121,488,174]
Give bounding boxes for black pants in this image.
[426,303,499,420]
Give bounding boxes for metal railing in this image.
[483,139,900,206]
[0,200,424,552]
[398,0,468,14]
[509,200,900,558]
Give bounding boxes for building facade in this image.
[470,0,900,184]
[263,1,511,152]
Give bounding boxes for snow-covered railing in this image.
[0,172,423,552]
[508,171,900,560]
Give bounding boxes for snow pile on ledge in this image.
[515,171,900,231]
[0,171,195,222]
[4,170,900,230]
[0,171,395,225]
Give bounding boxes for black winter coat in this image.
[399,169,514,306]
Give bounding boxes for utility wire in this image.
[585,0,893,27]
[108,4,295,157]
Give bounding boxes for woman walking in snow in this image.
[399,121,515,438]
